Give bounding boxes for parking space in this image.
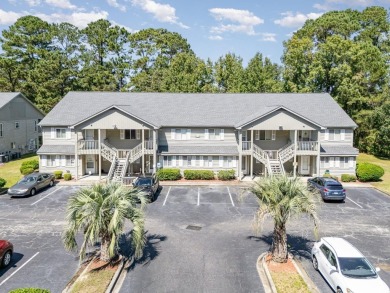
[0,186,80,292]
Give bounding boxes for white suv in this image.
[311,237,389,293]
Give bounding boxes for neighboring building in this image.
[37,92,358,181]
[0,92,44,161]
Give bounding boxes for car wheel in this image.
[1,250,12,267]
[336,288,343,293]
[312,256,319,271]
[30,188,36,196]
[49,180,54,187]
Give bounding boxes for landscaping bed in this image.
[357,154,390,195]
[265,254,310,293]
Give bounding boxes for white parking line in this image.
[31,186,63,206]
[197,188,200,206]
[227,187,235,207]
[163,187,171,206]
[347,197,363,208]
[0,252,39,287]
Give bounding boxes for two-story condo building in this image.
[0,92,44,161]
[37,92,358,181]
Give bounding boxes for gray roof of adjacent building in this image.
[320,145,359,156]
[39,92,357,128]
[0,92,21,110]
[37,145,75,154]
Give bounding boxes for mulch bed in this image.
[265,253,296,273]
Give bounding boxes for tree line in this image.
[0,6,389,157]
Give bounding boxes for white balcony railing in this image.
[297,141,318,151]
[242,141,251,151]
[78,140,99,150]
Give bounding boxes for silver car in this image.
[7,173,55,197]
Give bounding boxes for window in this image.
[0,123,3,137]
[187,155,192,166]
[326,129,344,141]
[124,129,139,140]
[34,120,37,132]
[171,129,191,140]
[65,155,75,166]
[46,155,57,167]
[223,156,235,168]
[15,121,19,129]
[11,142,16,149]
[256,130,276,141]
[56,128,67,139]
[205,129,224,140]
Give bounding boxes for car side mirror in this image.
[330,266,338,273]
[376,267,381,272]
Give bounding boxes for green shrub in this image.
[323,173,338,180]
[20,159,39,175]
[63,173,72,181]
[217,169,236,181]
[156,168,181,180]
[9,289,50,293]
[356,162,384,182]
[53,170,63,179]
[184,170,215,180]
[21,167,34,175]
[341,174,357,182]
[0,177,6,188]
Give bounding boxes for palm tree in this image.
[63,182,147,262]
[250,176,319,263]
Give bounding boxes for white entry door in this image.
[86,155,95,174]
[300,156,310,175]
[242,156,248,175]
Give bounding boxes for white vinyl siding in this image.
[204,129,224,140]
[162,155,237,169]
[171,128,191,140]
[321,157,355,169]
[256,130,276,141]
[324,129,345,141]
[51,128,70,139]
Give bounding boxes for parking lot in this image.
[1,184,389,293]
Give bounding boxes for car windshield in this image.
[338,257,377,278]
[134,178,152,186]
[19,176,37,183]
[327,184,343,190]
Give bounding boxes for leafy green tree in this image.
[63,183,147,262]
[369,102,390,157]
[243,52,283,92]
[214,53,244,93]
[250,176,319,263]
[282,6,390,153]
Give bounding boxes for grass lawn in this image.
[71,269,116,293]
[0,154,38,188]
[271,272,310,293]
[357,153,390,195]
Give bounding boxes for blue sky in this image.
[1,0,389,64]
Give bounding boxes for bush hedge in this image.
[184,170,215,180]
[156,168,181,180]
[63,173,72,181]
[217,169,236,181]
[356,162,384,182]
[9,289,50,293]
[20,159,39,175]
[341,174,357,182]
[0,177,6,188]
[322,173,338,180]
[53,170,63,179]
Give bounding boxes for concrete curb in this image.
[110,256,135,293]
[62,256,96,293]
[105,256,127,293]
[290,255,321,293]
[372,187,390,197]
[159,181,249,187]
[256,252,277,293]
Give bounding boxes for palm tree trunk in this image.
[271,224,288,263]
[100,235,111,262]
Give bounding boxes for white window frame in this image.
[15,121,20,129]
[65,155,75,167]
[255,130,259,140]
[259,130,276,141]
[121,129,140,140]
[0,123,3,137]
[52,128,70,139]
[34,120,38,132]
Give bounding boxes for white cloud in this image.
[313,0,390,11]
[45,0,77,10]
[274,11,322,28]
[259,33,276,42]
[209,8,263,36]
[0,9,25,25]
[208,35,223,41]
[36,11,109,28]
[111,20,136,33]
[107,0,126,12]
[25,0,41,6]
[131,0,188,28]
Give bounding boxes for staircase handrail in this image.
[107,156,117,182]
[278,143,295,163]
[253,144,269,164]
[130,143,143,162]
[103,140,118,153]
[120,152,131,181]
[101,142,117,162]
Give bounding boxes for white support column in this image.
[75,131,79,180]
[250,129,254,179]
[238,130,242,180]
[317,130,321,176]
[293,130,297,177]
[142,129,145,175]
[153,129,157,173]
[98,129,101,180]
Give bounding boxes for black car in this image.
[132,174,160,202]
[307,177,346,202]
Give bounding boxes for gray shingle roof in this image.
[0,92,20,110]
[37,145,75,154]
[39,92,357,128]
[320,145,359,155]
[158,145,239,155]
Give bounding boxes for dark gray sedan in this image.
[307,177,346,202]
[7,173,55,197]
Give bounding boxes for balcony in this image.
[78,140,99,154]
[296,141,318,154]
[242,141,252,154]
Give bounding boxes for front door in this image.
[300,156,310,175]
[86,155,95,174]
[241,156,248,175]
